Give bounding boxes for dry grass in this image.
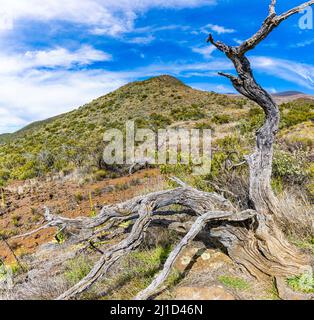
[277,190,314,240]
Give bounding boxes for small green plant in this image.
[74,192,84,203]
[272,149,308,185]
[102,245,176,299]
[12,215,22,227]
[119,220,133,229]
[64,256,92,285]
[287,272,314,293]
[212,113,231,125]
[115,183,129,191]
[218,275,250,290]
[55,229,66,244]
[94,169,107,181]
[292,237,314,254]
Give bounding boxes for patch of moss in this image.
[218,275,251,291]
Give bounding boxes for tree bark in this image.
[207,1,314,280]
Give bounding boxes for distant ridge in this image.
[273,91,305,97]
[228,90,314,103]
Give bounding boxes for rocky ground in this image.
[0,169,273,300]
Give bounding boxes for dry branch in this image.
[135,209,256,300]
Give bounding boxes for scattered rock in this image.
[174,285,235,300]
[174,245,233,273]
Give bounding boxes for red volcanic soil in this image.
[0,169,163,264]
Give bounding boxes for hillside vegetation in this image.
[0,75,314,300]
[1,75,313,194]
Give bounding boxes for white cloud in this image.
[251,56,314,89]
[192,45,216,58]
[24,46,112,68]
[127,35,156,45]
[0,0,217,36]
[202,23,235,35]
[0,45,117,133]
[0,46,111,75]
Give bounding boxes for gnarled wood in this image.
[207,0,313,281]
[135,209,256,300]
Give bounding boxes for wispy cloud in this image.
[0,0,217,36]
[192,45,216,58]
[201,23,236,35]
[251,56,314,89]
[291,38,314,48]
[126,35,156,45]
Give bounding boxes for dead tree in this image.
[9,0,314,300]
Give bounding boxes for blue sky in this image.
[0,0,313,133]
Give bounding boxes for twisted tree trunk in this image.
[207,1,314,280]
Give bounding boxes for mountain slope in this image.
[0,75,252,184]
[0,75,313,186]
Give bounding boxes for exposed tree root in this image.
[9,178,310,300]
[135,209,256,300]
[57,200,155,300]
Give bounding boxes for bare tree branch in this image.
[278,0,314,22]
[269,0,277,15]
[237,0,314,54]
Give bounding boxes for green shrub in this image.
[12,215,22,227]
[149,113,172,128]
[94,169,107,181]
[272,150,307,185]
[287,272,314,293]
[238,113,264,135]
[193,121,213,130]
[11,160,39,180]
[212,114,231,125]
[74,192,84,202]
[64,256,92,285]
[170,105,205,121]
[280,103,314,129]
